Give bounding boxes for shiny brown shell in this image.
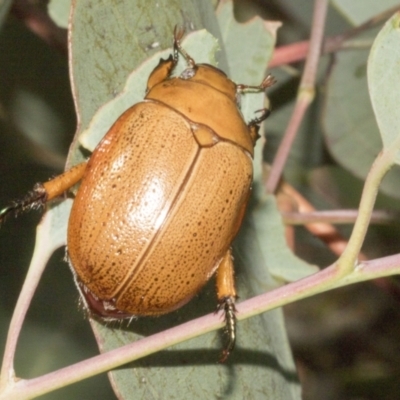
[67,53,257,317]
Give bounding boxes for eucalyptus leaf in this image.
[219,0,316,282]
[368,12,400,164]
[66,1,301,399]
[48,0,71,29]
[331,0,400,25]
[79,31,219,152]
[323,25,400,199]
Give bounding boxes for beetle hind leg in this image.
[216,249,237,362]
[0,162,87,224]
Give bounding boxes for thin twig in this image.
[282,209,399,225]
[2,252,400,400]
[278,182,367,260]
[266,0,329,194]
[269,4,400,68]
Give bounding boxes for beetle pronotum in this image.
[0,27,274,362]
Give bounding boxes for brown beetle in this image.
[0,28,274,362]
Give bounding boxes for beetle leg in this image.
[249,108,271,126]
[173,26,196,69]
[247,108,271,144]
[216,249,237,362]
[0,162,87,224]
[147,27,198,92]
[236,74,276,94]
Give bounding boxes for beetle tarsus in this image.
[249,108,271,127]
[237,74,276,93]
[173,25,196,68]
[218,296,237,363]
[0,183,47,225]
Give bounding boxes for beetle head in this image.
[179,63,238,103]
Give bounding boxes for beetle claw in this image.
[261,74,277,90]
[218,296,237,363]
[0,204,17,225]
[237,74,276,94]
[173,25,185,43]
[249,108,271,127]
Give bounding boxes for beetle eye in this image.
[180,67,196,80]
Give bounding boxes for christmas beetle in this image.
[0,27,274,362]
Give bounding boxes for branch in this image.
[266,0,329,193]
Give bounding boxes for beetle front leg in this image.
[0,162,87,224]
[236,74,276,94]
[216,249,237,363]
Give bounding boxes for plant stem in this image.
[266,0,328,193]
[282,209,399,225]
[336,148,396,276]
[2,251,400,400]
[0,202,69,395]
[269,4,400,68]
[0,229,50,391]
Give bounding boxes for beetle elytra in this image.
[0,27,274,362]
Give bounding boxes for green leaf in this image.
[218,0,316,282]
[217,0,278,83]
[79,31,219,152]
[48,0,71,29]
[368,12,400,164]
[66,1,301,399]
[67,0,222,167]
[331,0,400,25]
[323,25,400,199]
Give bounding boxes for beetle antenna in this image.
[218,297,237,363]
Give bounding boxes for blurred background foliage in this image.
[1,0,400,399]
